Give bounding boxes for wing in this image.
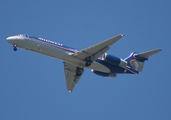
[72,34,124,62]
[63,62,84,92]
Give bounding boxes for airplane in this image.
[6,34,161,92]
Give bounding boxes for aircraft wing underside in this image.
[72,34,124,62]
[63,62,84,92]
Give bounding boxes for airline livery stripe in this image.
[28,37,78,53]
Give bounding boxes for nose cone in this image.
[6,36,17,44]
[6,36,15,41]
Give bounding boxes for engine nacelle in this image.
[102,53,127,68]
[91,70,116,77]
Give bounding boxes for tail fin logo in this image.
[125,49,161,72]
[129,59,138,69]
[124,52,138,69]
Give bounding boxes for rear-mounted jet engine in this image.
[102,53,127,68]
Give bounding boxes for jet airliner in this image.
[6,34,161,92]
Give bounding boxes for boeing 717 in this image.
[6,34,161,92]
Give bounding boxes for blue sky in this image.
[1,0,171,120]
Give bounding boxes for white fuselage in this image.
[6,35,110,73]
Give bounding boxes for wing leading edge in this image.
[72,34,124,62]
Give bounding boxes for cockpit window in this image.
[17,34,29,37]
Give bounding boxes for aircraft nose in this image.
[6,36,14,41]
[6,36,18,44]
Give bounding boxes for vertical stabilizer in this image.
[124,48,161,72]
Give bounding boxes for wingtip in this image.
[121,34,125,37]
[158,48,162,51]
[153,48,162,52]
[68,90,72,93]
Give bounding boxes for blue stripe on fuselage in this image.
[17,34,79,53]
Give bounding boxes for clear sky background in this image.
[1,0,171,120]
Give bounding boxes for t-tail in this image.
[124,48,162,72]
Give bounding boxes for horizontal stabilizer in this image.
[135,48,162,58]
